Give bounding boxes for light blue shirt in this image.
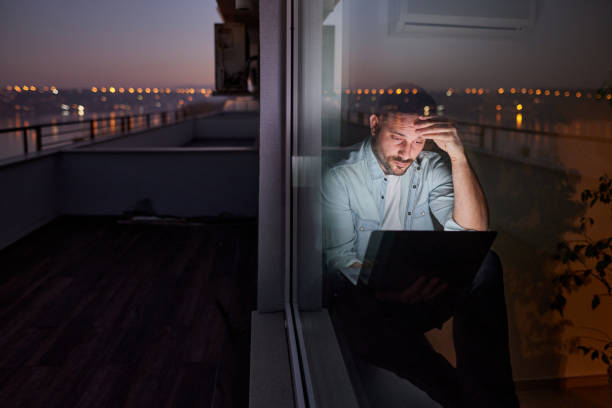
[322,138,465,284]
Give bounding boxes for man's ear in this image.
[369,114,380,135]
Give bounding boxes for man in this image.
[322,91,519,407]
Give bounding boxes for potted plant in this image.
[551,174,612,400]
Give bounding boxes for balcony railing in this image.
[0,110,188,158]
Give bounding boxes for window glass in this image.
[294,1,612,406]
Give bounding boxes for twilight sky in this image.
[0,0,221,88]
[1,0,611,90]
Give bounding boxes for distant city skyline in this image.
[0,0,222,88]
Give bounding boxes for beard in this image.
[371,140,413,176]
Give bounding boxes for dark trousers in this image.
[330,251,519,408]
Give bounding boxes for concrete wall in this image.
[59,149,258,217]
[194,112,259,141]
[85,121,194,149]
[0,155,58,250]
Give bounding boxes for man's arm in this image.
[322,168,362,283]
[448,155,488,231]
[417,116,488,231]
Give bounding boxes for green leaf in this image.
[592,295,600,309]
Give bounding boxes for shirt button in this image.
[381,195,384,199]
[412,185,417,188]
[384,178,387,181]
[359,226,364,231]
[421,211,425,216]
[407,211,412,216]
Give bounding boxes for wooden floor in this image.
[0,216,257,408]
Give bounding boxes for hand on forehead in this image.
[383,113,422,137]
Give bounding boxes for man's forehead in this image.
[383,113,420,133]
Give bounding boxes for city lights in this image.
[497,88,504,94]
[516,104,523,111]
[91,87,98,93]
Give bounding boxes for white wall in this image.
[343,0,612,89]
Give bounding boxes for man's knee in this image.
[473,250,504,290]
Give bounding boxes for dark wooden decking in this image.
[0,216,257,407]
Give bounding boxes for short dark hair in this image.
[374,87,436,116]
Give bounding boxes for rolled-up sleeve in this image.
[427,154,466,232]
[322,168,361,274]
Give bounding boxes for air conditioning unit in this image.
[389,0,536,37]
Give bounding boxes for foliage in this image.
[551,175,612,366]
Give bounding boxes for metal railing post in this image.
[127,116,132,132]
[479,126,486,150]
[146,113,151,128]
[35,126,42,151]
[90,120,95,140]
[22,129,28,154]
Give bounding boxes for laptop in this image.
[358,230,497,292]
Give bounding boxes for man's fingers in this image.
[415,121,454,130]
[421,277,442,298]
[400,276,428,302]
[423,281,448,301]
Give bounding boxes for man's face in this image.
[370,113,425,176]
